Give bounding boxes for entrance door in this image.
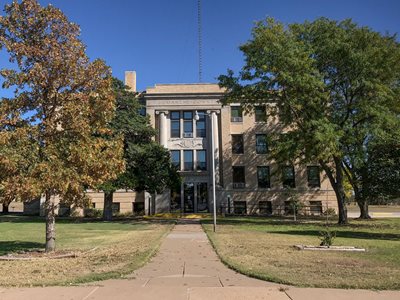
[184,183,194,213]
[197,183,209,213]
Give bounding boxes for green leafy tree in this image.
[219,18,400,224]
[0,0,124,251]
[100,79,181,219]
[100,78,155,221]
[127,142,181,214]
[362,143,400,205]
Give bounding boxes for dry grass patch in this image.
[0,216,173,287]
[203,217,400,290]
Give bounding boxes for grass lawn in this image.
[203,217,400,290]
[0,215,173,287]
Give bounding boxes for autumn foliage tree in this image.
[0,0,124,251]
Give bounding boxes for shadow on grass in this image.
[0,215,175,228]
[270,229,400,241]
[0,241,44,256]
[202,216,316,227]
[203,216,399,230]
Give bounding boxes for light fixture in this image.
[194,110,200,121]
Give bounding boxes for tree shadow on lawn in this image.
[0,215,174,226]
[204,216,398,230]
[0,241,44,256]
[203,217,301,226]
[269,230,400,241]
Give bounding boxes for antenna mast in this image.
[197,0,203,82]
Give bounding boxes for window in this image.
[138,107,146,116]
[197,183,208,212]
[232,134,244,154]
[133,202,145,215]
[58,203,71,217]
[257,166,271,188]
[170,111,180,138]
[170,186,181,212]
[196,111,206,137]
[234,201,247,214]
[256,134,268,154]
[183,150,193,171]
[196,150,207,171]
[183,111,193,137]
[259,201,272,215]
[255,106,267,122]
[307,166,321,188]
[232,166,245,188]
[282,166,295,188]
[284,201,291,215]
[170,150,180,170]
[231,106,243,122]
[112,202,120,214]
[310,201,322,215]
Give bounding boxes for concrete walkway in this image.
[1,220,399,299]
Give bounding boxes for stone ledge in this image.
[294,245,366,252]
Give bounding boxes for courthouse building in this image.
[100,71,338,216]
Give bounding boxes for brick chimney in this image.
[124,71,136,92]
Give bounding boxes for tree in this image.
[362,143,400,204]
[219,18,400,224]
[100,78,155,221]
[0,0,124,251]
[127,142,181,214]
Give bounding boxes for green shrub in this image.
[84,208,103,218]
[319,227,336,247]
[322,208,337,217]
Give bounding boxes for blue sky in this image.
[1,0,399,95]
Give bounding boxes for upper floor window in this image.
[183,150,193,171]
[232,134,244,154]
[282,165,295,188]
[257,166,271,188]
[307,166,321,188]
[170,111,180,138]
[170,150,180,170]
[256,134,268,154]
[232,166,246,188]
[255,106,267,122]
[231,106,243,122]
[183,111,193,138]
[196,150,207,171]
[138,107,146,116]
[196,111,206,138]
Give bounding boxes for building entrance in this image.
[182,182,209,213]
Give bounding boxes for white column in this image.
[211,111,220,185]
[159,111,168,147]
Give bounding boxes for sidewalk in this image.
[1,220,399,299]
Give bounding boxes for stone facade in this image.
[142,82,338,215]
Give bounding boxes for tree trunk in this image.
[45,192,56,252]
[336,190,348,224]
[103,191,113,221]
[2,203,9,214]
[357,198,371,219]
[320,157,348,225]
